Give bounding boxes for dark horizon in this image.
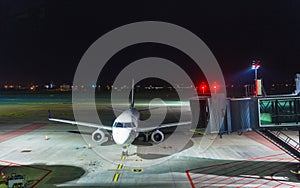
[1,1,300,87]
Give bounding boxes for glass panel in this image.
[114,122,124,128]
[259,97,300,127]
[124,123,133,128]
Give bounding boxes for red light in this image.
[199,82,206,94]
[251,62,260,70]
[213,84,217,94]
[211,82,219,94]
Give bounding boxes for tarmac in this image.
[1,100,300,187]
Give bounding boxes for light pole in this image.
[252,60,260,80]
[251,60,260,96]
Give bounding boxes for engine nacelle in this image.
[151,130,164,144]
[92,129,105,143]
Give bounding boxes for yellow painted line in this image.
[290,170,300,174]
[190,130,205,135]
[132,168,143,173]
[113,172,120,182]
[121,155,126,160]
[117,163,123,170]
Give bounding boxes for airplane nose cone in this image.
[113,128,131,145]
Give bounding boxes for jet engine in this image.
[151,130,164,144]
[92,129,105,143]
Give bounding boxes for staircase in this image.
[257,129,300,161]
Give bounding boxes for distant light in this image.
[251,60,260,70]
[213,83,217,94]
[30,85,36,91]
[251,63,260,70]
[199,82,206,94]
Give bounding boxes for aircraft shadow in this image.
[133,139,194,160]
[68,130,92,135]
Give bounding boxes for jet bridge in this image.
[190,74,300,160]
[256,96,300,161]
[258,96,300,127]
[221,96,300,132]
[190,94,300,161]
[191,95,300,131]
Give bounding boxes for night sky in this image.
[1,0,300,87]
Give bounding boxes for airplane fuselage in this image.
[112,108,140,146]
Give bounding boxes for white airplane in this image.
[48,80,191,156]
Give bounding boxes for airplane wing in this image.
[136,121,191,132]
[48,118,113,131]
[47,110,112,130]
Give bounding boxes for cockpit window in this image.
[113,122,133,128]
[114,122,123,128]
[124,123,133,128]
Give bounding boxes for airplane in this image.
[48,80,191,156]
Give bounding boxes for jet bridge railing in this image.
[257,129,300,161]
[271,130,300,150]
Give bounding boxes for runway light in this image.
[213,83,217,94]
[199,82,207,94]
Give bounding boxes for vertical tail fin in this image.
[131,79,135,108]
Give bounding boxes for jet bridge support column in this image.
[190,94,226,134]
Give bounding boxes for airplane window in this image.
[124,123,133,128]
[114,122,123,128]
[113,122,133,128]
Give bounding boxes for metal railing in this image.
[271,130,300,150]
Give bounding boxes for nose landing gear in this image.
[122,145,129,156]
